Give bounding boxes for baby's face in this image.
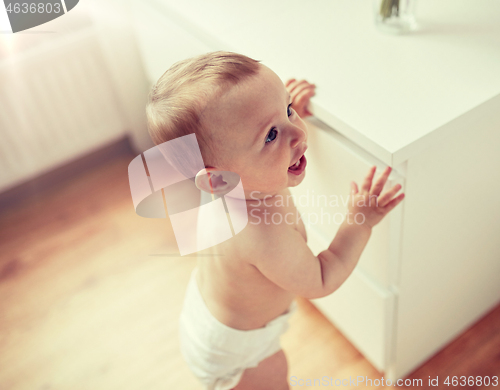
[202,64,308,199]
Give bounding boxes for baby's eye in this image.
[265,128,278,144]
[287,103,293,117]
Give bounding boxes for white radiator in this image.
[0,24,129,192]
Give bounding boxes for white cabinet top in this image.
[147,0,500,165]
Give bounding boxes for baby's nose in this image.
[290,125,307,148]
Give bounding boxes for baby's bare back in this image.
[196,188,306,330]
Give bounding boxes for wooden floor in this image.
[1,152,499,390]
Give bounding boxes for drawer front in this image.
[311,266,395,373]
[289,118,403,289]
[305,212,395,374]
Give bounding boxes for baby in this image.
[146,51,404,390]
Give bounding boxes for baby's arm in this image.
[319,166,403,293]
[248,167,404,299]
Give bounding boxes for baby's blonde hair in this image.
[146,51,260,170]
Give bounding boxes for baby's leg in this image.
[233,349,289,390]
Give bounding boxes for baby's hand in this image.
[348,166,405,229]
[285,79,316,118]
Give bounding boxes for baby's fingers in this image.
[383,192,405,212]
[351,181,359,195]
[294,87,316,115]
[361,166,377,193]
[378,183,402,207]
[288,79,313,96]
[294,83,316,100]
[370,166,392,196]
[291,83,315,101]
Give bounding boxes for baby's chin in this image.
[241,168,306,197]
[287,169,306,187]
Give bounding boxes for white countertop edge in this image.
[311,102,393,166]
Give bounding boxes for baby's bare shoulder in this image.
[237,213,301,263]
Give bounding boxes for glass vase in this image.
[373,0,417,34]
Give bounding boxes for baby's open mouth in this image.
[288,155,307,175]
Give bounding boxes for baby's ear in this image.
[194,169,240,196]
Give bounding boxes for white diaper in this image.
[178,267,297,390]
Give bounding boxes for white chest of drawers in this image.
[128,0,500,379]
